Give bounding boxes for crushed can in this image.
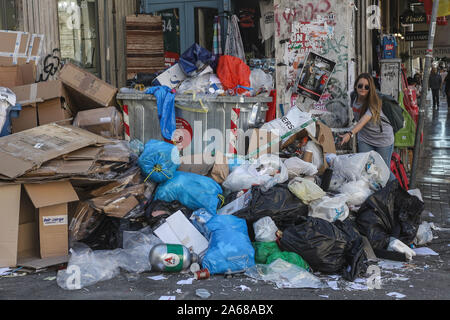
[149,244,199,272]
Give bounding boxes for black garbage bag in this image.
[279,217,367,281]
[356,180,424,251]
[80,216,146,250]
[234,183,309,242]
[145,200,193,228]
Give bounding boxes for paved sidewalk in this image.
[416,96,450,227]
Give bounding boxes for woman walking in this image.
[340,73,396,182]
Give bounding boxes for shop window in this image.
[57,0,100,76]
[195,7,218,53]
[0,0,17,30]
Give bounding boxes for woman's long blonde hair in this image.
[354,73,382,124]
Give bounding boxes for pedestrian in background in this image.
[445,72,450,110]
[441,68,448,98]
[429,66,442,109]
[340,73,396,182]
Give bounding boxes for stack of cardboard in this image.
[0,123,144,270]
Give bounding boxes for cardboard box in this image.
[0,64,36,88]
[0,123,111,179]
[59,62,118,108]
[0,31,43,66]
[0,181,79,268]
[247,129,281,159]
[73,107,123,139]
[154,210,209,255]
[11,80,73,133]
[154,64,187,89]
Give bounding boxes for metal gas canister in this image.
[149,244,199,272]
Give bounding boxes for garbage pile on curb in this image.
[0,41,440,294]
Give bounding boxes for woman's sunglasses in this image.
[357,84,370,90]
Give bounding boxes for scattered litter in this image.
[319,295,329,298]
[386,292,406,299]
[176,289,182,294]
[159,296,176,300]
[177,278,195,285]
[413,247,439,256]
[237,285,252,292]
[196,289,211,299]
[43,276,57,281]
[0,268,11,276]
[148,275,168,281]
[378,260,406,270]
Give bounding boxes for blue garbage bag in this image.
[138,140,180,184]
[190,209,215,241]
[145,86,176,141]
[179,43,218,77]
[154,171,223,214]
[202,215,255,275]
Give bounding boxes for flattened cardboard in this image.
[103,196,139,218]
[63,146,102,161]
[17,255,69,270]
[0,124,110,179]
[59,62,118,108]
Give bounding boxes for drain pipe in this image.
[104,0,111,84]
[410,0,440,189]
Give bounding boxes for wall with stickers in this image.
[274,0,356,115]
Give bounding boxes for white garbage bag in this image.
[330,151,390,190]
[284,157,318,179]
[254,217,279,243]
[414,222,435,246]
[339,180,374,208]
[223,154,288,192]
[288,177,326,205]
[309,195,350,223]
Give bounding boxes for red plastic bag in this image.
[217,55,251,95]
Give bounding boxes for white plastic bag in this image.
[388,237,416,260]
[330,151,390,190]
[284,157,318,179]
[57,228,161,290]
[309,195,349,222]
[178,74,212,94]
[261,107,316,145]
[223,154,288,192]
[254,217,279,243]
[250,69,273,93]
[244,259,326,289]
[339,180,374,208]
[288,177,326,205]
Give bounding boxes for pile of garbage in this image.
[52,109,429,291]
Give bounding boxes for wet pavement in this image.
[416,95,450,227]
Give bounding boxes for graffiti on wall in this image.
[38,48,62,82]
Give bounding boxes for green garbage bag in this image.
[267,252,310,271]
[395,92,416,148]
[253,242,281,265]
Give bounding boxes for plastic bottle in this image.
[149,244,199,272]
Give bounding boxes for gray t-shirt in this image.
[353,101,394,147]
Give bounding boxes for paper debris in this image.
[387,292,406,299]
[319,295,329,298]
[413,247,439,256]
[176,289,182,294]
[378,260,405,270]
[148,275,167,281]
[237,285,252,292]
[0,268,11,276]
[43,276,57,281]
[327,281,340,291]
[346,282,369,291]
[159,296,176,300]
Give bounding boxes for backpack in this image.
[380,94,405,134]
[390,152,409,191]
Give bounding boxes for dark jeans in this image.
[432,88,440,108]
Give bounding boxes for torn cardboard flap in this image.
[0,124,111,179]
[24,181,79,209]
